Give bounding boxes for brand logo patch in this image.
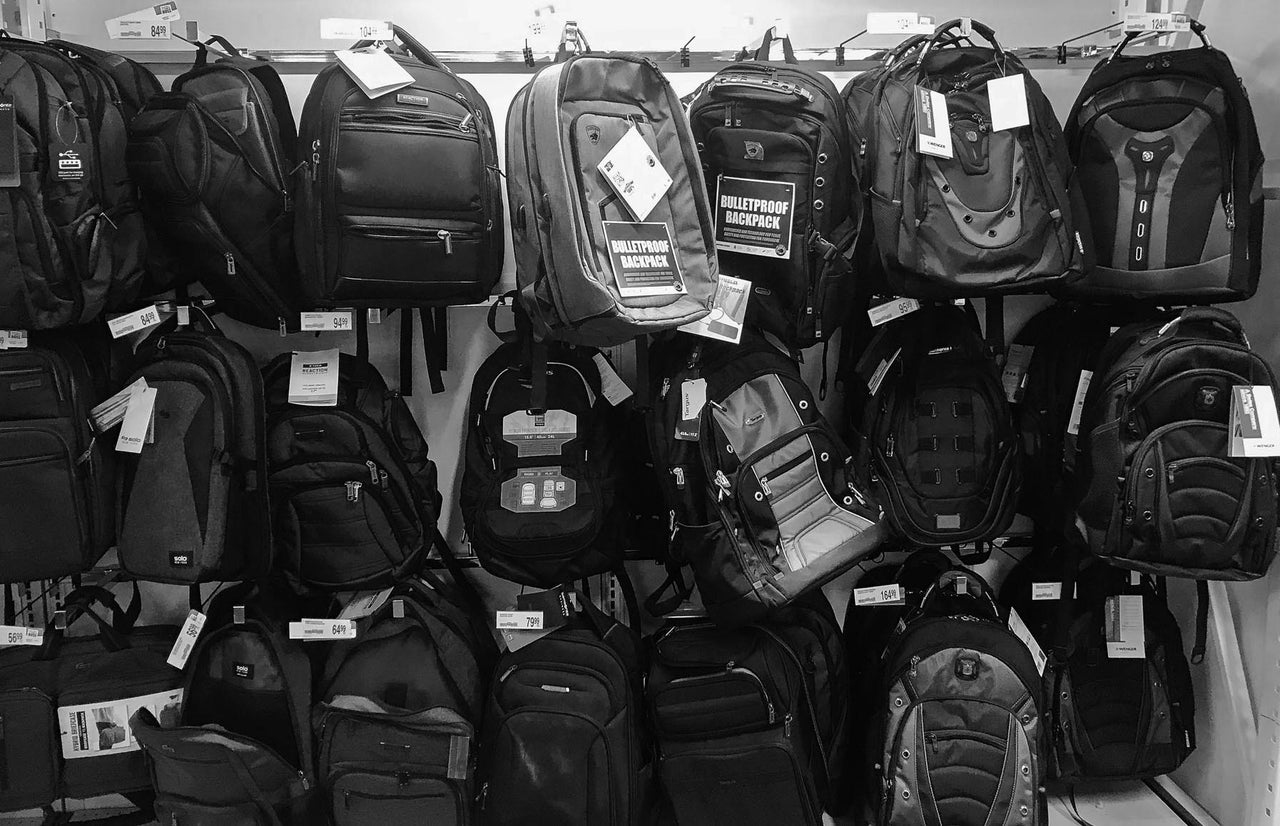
[395,92,431,108]
[1142,150,1155,162]
[8,379,41,391]
[936,513,962,530]
[170,553,191,566]
[744,140,764,160]
[744,412,765,427]
[955,656,980,680]
[233,663,253,679]
[586,125,601,144]
[1196,385,1221,411]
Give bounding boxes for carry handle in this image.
[918,19,1004,65]
[35,583,142,660]
[354,25,449,73]
[709,74,815,102]
[1111,18,1211,60]
[487,291,519,344]
[917,568,1001,620]
[1163,306,1246,344]
[192,35,242,67]
[752,27,798,64]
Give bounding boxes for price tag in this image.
[1031,582,1062,601]
[108,305,161,339]
[866,12,935,34]
[1001,343,1035,403]
[0,625,43,646]
[166,609,206,669]
[288,618,357,640]
[496,611,544,630]
[1124,12,1191,33]
[592,353,633,406]
[868,297,920,327]
[320,18,394,40]
[107,18,172,39]
[987,74,1031,132]
[115,385,157,454]
[1065,370,1093,436]
[853,583,905,607]
[1130,570,1142,586]
[914,86,953,160]
[1008,608,1047,674]
[300,311,354,332]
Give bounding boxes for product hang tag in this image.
[597,125,673,221]
[867,348,903,397]
[1105,594,1145,658]
[58,688,183,759]
[1001,344,1035,403]
[49,143,89,182]
[338,588,393,621]
[496,611,544,631]
[675,378,707,442]
[868,297,920,327]
[987,74,1031,132]
[0,625,43,646]
[1065,370,1093,436]
[500,467,576,513]
[853,583,905,607]
[0,96,15,189]
[91,377,148,433]
[165,609,206,669]
[502,410,578,458]
[287,349,340,407]
[320,17,393,40]
[679,274,751,345]
[591,353,633,405]
[288,618,357,641]
[1008,608,1047,675]
[516,588,572,630]
[1031,582,1062,601]
[0,330,26,349]
[714,176,796,259]
[602,221,687,298]
[334,48,415,99]
[300,310,354,332]
[115,385,157,454]
[107,304,161,339]
[1230,385,1280,457]
[914,86,954,160]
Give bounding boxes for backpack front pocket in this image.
[330,770,464,826]
[661,738,819,826]
[0,422,88,579]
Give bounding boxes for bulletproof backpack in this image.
[1063,20,1264,302]
[686,32,858,347]
[0,43,115,329]
[316,575,498,825]
[864,19,1091,298]
[477,597,651,826]
[871,569,1046,826]
[0,327,115,582]
[134,583,322,825]
[850,303,1020,546]
[296,27,503,311]
[116,314,270,584]
[1001,544,1195,780]
[48,39,162,123]
[507,53,717,346]
[127,37,301,328]
[1075,306,1280,579]
[648,596,849,825]
[648,331,886,623]
[263,350,441,592]
[460,311,628,587]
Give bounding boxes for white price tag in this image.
[591,353,633,406]
[853,583,905,607]
[335,48,414,99]
[288,618,357,640]
[0,625,43,646]
[1031,582,1062,601]
[914,86,953,159]
[367,308,383,325]
[866,11,935,34]
[115,385,157,454]
[868,297,920,327]
[300,311,355,332]
[496,611,545,630]
[1124,12,1191,33]
[320,18,394,40]
[166,609,206,669]
[1105,595,1145,658]
[1065,370,1093,436]
[106,18,172,39]
[91,378,148,434]
[107,305,161,339]
[1008,608,1047,675]
[987,73,1031,132]
[175,305,190,327]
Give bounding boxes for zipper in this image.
[756,626,832,782]
[437,230,454,254]
[346,480,362,502]
[224,252,236,276]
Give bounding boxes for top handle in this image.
[916,568,1002,621]
[352,25,451,74]
[752,27,798,64]
[917,18,1004,66]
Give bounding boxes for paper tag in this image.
[853,583,905,607]
[675,378,707,442]
[1031,582,1062,601]
[1008,608,1047,675]
[367,308,383,324]
[714,176,796,259]
[105,16,172,39]
[91,378,148,433]
[1230,385,1280,457]
[1105,595,1145,658]
[987,74,1031,132]
[914,86,954,159]
[1130,570,1142,586]
[592,353,633,405]
[1066,370,1093,436]
[59,689,183,758]
[867,348,903,396]
[338,588,393,621]
[335,47,414,99]
[0,330,27,349]
[502,410,578,458]
[496,611,544,631]
[866,11,935,34]
[288,618,357,640]
[0,96,16,189]
[166,610,206,669]
[320,17,393,40]
[868,297,920,327]
[602,221,686,298]
[0,625,43,646]
[597,126,672,222]
[1001,344,1035,403]
[288,349,340,407]
[679,274,751,344]
[115,385,156,454]
[50,143,88,182]
[1124,11,1191,32]
[500,467,576,513]
[300,310,354,332]
[175,305,190,327]
[107,305,161,339]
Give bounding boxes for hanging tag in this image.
[714,177,796,259]
[115,385,157,454]
[495,611,544,631]
[1065,370,1093,436]
[1104,595,1145,658]
[596,125,673,221]
[0,330,26,349]
[603,221,686,298]
[867,297,920,327]
[106,17,172,39]
[1001,343,1035,403]
[675,378,707,442]
[288,618,357,640]
[175,305,190,327]
[107,304,161,339]
[288,349,340,406]
[320,18,394,40]
[1229,385,1280,457]
[0,625,44,646]
[1008,608,1047,675]
[1130,570,1142,587]
[300,310,354,332]
[500,626,552,653]
[679,274,750,344]
[0,96,17,188]
[852,583,905,607]
[866,12,934,34]
[987,74,1031,132]
[516,588,572,630]
[338,588,393,621]
[91,378,148,433]
[590,354,633,405]
[367,308,383,325]
[49,144,88,182]
[166,609,206,669]
[867,348,903,396]
[958,17,973,36]
[1031,582,1062,601]
[914,86,953,159]
[335,48,414,100]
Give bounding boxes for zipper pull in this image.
[783,713,791,736]
[928,733,939,754]
[224,253,236,275]
[714,470,732,500]
[886,433,896,458]
[366,459,379,484]
[859,137,867,158]
[379,469,389,490]
[910,654,920,677]
[459,113,474,132]
[1167,462,1178,486]
[660,377,671,399]
[669,509,678,541]
[282,190,292,213]
[480,782,489,810]
[344,790,351,810]
[759,477,772,497]
[437,229,454,254]
[1225,193,1236,230]
[673,466,686,489]
[346,480,362,502]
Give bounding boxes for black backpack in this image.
[870,568,1047,826]
[1063,20,1264,302]
[460,317,627,587]
[1001,545,1195,780]
[127,38,302,329]
[648,596,849,825]
[0,327,115,582]
[116,315,271,584]
[315,575,498,825]
[647,331,886,623]
[477,597,650,826]
[685,32,859,347]
[48,39,162,123]
[263,351,442,592]
[849,303,1020,546]
[295,27,503,310]
[1074,306,1280,579]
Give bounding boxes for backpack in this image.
[864,19,1091,298]
[870,568,1047,826]
[0,327,115,582]
[47,39,162,123]
[477,597,651,826]
[648,597,849,825]
[116,315,270,584]
[134,583,322,825]
[315,576,498,825]
[1074,306,1280,579]
[262,351,441,592]
[686,33,858,347]
[849,303,1020,546]
[460,318,627,587]
[506,53,717,346]
[1062,20,1264,302]
[1000,545,1195,780]
[648,331,886,623]
[296,27,503,310]
[0,43,116,329]
[127,38,302,329]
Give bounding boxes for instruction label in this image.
[715,177,795,259]
[500,467,576,513]
[50,144,88,182]
[603,221,686,298]
[502,410,578,458]
[914,86,954,159]
[59,689,183,758]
